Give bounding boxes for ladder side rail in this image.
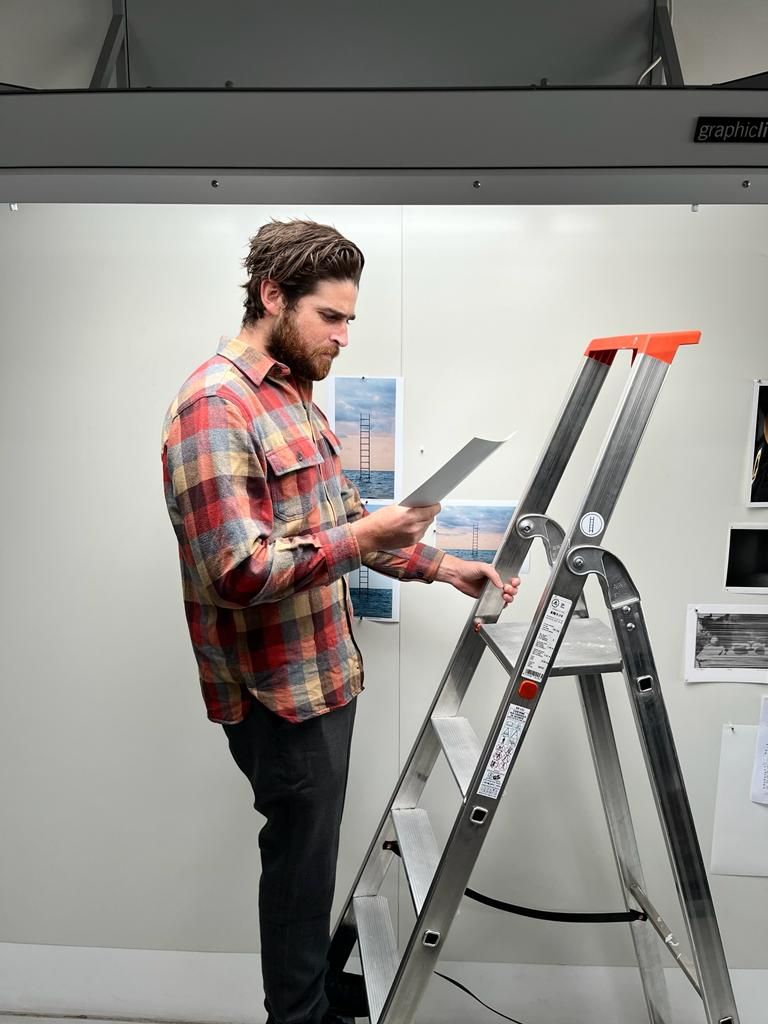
[475,353,612,620]
[379,351,681,1022]
[581,551,740,1024]
[578,671,674,1024]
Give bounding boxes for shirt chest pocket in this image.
[264,434,324,522]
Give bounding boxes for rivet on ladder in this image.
[422,929,441,947]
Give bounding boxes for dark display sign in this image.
[695,117,768,143]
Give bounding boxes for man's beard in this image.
[268,308,336,381]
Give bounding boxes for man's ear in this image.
[260,279,285,316]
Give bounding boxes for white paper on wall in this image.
[711,725,768,876]
[751,696,768,805]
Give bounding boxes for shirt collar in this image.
[216,336,291,387]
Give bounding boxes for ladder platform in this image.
[479,616,622,677]
[392,807,440,914]
[353,894,399,1024]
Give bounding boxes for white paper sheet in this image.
[711,724,768,876]
[400,433,515,508]
[751,696,768,805]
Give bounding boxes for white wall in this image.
[0,204,767,992]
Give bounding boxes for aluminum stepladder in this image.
[328,331,740,1024]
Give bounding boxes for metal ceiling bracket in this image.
[90,0,128,90]
[653,0,684,87]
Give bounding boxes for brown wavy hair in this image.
[241,219,365,326]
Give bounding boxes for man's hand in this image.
[350,503,441,557]
[436,553,520,603]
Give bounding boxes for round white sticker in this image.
[580,512,605,537]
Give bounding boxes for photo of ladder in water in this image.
[359,411,372,485]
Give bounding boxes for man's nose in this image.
[330,325,349,348]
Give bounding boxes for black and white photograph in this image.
[746,380,768,507]
[685,604,768,684]
[724,524,768,594]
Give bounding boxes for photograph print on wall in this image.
[432,500,529,571]
[747,380,768,507]
[685,604,768,684]
[347,500,400,622]
[326,375,403,501]
[724,524,768,595]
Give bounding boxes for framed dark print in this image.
[724,524,768,594]
[746,380,768,507]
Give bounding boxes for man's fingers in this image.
[409,503,441,521]
[486,567,503,588]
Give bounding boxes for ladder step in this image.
[353,895,399,1024]
[431,715,481,797]
[391,808,441,914]
[480,616,622,677]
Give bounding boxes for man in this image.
[161,219,520,1024]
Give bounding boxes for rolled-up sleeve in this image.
[337,470,444,584]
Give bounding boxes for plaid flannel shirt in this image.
[161,337,444,724]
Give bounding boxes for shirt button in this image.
[296,452,304,462]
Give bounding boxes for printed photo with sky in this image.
[327,376,403,500]
[432,500,528,571]
[348,500,400,621]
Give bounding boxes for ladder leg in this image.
[619,630,739,1024]
[571,548,740,1024]
[578,672,672,1023]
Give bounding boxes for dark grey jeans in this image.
[222,694,357,1024]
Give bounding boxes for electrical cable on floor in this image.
[434,970,529,1024]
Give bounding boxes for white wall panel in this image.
[0,202,766,978]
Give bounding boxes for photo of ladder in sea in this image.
[433,500,524,567]
[348,499,399,620]
[327,376,402,500]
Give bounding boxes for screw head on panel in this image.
[742,179,751,189]
[572,557,585,569]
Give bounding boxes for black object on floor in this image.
[325,970,368,1017]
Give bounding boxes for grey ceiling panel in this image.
[124,0,656,88]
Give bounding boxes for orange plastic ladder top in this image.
[585,331,701,365]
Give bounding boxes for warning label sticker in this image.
[478,703,530,800]
[522,594,573,683]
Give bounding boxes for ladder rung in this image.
[480,616,622,678]
[353,895,399,1024]
[431,715,481,798]
[391,808,441,914]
